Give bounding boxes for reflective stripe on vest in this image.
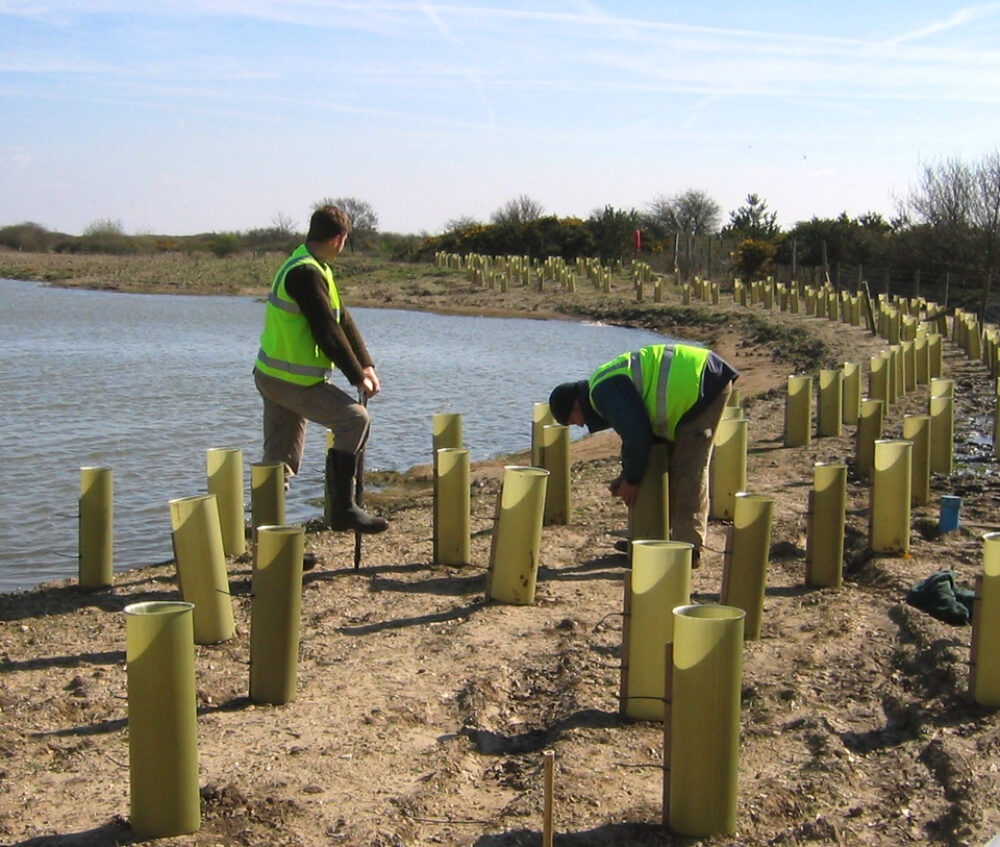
[255,347,329,380]
[267,289,301,314]
[589,343,710,439]
[255,245,342,386]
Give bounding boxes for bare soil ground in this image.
[2,262,1000,847]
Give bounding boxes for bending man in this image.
[253,204,388,534]
[548,342,737,564]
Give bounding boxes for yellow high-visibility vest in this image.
[255,245,342,386]
[589,343,711,439]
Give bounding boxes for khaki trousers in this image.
[253,368,370,478]
[667,382,733,551]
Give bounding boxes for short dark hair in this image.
[307,205,352,241]
[548,381,586,425]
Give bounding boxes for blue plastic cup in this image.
[939,495,962,533]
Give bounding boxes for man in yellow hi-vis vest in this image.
[548,343,737,565]
[254,205,388,535]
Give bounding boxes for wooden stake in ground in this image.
[354,390,367,570]
[543,750,555,847]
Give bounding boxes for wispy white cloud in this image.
[884,2,1000,45]
[6,2,1000,104]
[416,0,461,44]
[3,2,1000,234]
[0,147,35,173]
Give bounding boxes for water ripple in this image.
[0,278,670,592]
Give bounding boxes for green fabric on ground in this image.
[905,570,975,626]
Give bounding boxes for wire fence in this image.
[644,234,999,323]
[771,263,999,323]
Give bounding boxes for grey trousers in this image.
[253,368,370,478]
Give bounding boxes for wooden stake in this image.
[542,750,555,847]
[662,641,674,826]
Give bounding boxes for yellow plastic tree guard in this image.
[168,494,235,644]
[249,525,304,705]
[890,345,903,403]
[541,424,571,526]
[903,414,931,506]
[806,463,846,588]
[914,336,929,385]
[842,362,861,425]
[79,466,113,588]
[784,375,812,447]
[869,439,912,555]
[433,412,463,453]
[930,377,955,398]
[928,333,944,378]
[629,442,670,543]
[486,466,549,604]
[818,368,843,437]
[972,533,1000,705]
[436,447,471,565]
[710,418,748,521]
[432,413,463,562]
[929,395,955,476]
[720,493,774,640]
[902,340,916,392]
[206,447,246,557]
[868,355,888,405]
[250,462,285,530]
[855,399,884,481]
[994,395,999,459]
[125,601,200,837]
[621,541,692,722]
[667,604,745,837]
[532,403,555,467]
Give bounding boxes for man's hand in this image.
[361,366,381,398]
[609,475,639,507]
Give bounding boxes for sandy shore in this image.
[2,258,1000,846]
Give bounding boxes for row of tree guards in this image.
[76,260,1000,838]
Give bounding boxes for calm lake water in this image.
[0,278,671,593]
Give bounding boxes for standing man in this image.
[547,342,737,565]
[253,204,388,534]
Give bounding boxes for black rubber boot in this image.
[325,449,389,534]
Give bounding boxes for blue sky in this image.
[3,1,1000,237]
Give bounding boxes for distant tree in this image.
[490,195,544,227]
[241,212,300,254]
[271,212,298,238]
[646,196,678,233]
[443,215,482,233]
[647,189,720,235]
[417,214,594,262]
[317,197,378,250]
[733,238,777,282]
[857,211,892,233]
[674,189,721,235]
[77,218,132,254]
[899,157,974,270]
[0,221,57,251]
[902,158,974,232]
[587,205,642,263]
[778,212,891,269]
[897,150,1000,292]
[514,215,593,260]
[973,149,1000,277]
[723,194,780,241]
[209,232,242,258]
[83,218,125,237]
